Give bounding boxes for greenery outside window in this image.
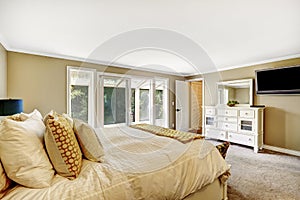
[67,67,95,125]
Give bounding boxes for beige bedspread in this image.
[3,125,230,200]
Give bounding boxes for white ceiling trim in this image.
[5,46,300,77]
[212,54,300,73]
[6,46,187,77]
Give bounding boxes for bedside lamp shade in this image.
[0,99,23,116]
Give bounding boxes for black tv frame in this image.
[255,65,300,95]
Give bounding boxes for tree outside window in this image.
[71,85,88,122]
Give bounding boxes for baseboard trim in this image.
[263,145,300,157]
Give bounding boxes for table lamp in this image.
[0,99,23,116]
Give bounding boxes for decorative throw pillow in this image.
[0,118,55,188]
[45,114,82,179]
[0,161,13,199]
[216,141,230,159]
[43,110,57,124]
[73,119,104,162]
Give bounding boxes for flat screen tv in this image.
[255,65,300,95]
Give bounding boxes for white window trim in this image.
[97,73,170,128]
[67,69,170,128]
[67,66,96,126]
[97,73,131,128]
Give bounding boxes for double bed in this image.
[0,113,230,200]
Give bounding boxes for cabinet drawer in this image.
[218,116,237,123]
[205,108,215,115]
[240,110,255,118]
[218,109,238,117]
[218,122,238,131]
[205,129,227,140]
[228,132,254,147]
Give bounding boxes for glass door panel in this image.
[103,77,127,125]
[154,79,168,127]
[130,78,151,124]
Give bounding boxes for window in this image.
[131,89,136,122]
[154,79,168,127]
[155,89,163,119]
[102,77,128,125]
[67,67,95,125]
[71,85,89,122]
[139,89,150,121]
[67,67,169,128]
[130,78,152,124]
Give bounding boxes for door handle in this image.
[176,109,181,112]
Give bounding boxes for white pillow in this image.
[0,161,12,199]
[0,118,55,188]
[20,109,43,121]
[73,119,104,162]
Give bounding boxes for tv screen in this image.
[255,65,300,94]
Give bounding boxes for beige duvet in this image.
[3,126,230,200]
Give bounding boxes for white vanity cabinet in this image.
[204,106,264,153]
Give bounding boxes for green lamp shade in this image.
[0,99,23,116]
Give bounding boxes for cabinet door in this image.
[239,118,255,132]
[205,116,216,128]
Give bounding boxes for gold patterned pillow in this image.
[45,114,82,179]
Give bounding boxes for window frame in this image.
[97,73,131,128]
[67,66,96,126]
[67,67,169,128]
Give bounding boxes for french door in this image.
[97,73,169,128]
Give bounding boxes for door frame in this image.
[186,77,205,132]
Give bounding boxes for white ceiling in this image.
[1,0,300,76]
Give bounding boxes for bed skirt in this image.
[184,178,228,200]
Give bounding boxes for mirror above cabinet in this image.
[217,79,253,106]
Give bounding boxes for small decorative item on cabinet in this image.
[227,100,239,107]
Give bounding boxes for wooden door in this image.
[190,81,202,133]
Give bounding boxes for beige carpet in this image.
[208,140,300,200]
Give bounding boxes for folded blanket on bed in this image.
[130,123,204,143]
[215,141,230,159]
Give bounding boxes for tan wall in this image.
[7,51,300,151]
[189,58,300,151]
[7,52,184,128]
[0,43,7,98]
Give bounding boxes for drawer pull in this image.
[248,138,252,141]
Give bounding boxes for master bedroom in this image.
[0,1,300,200]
